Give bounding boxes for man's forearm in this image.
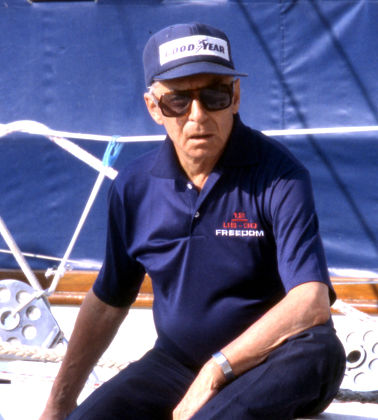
[41,288,129,418]
[221,281,331,376]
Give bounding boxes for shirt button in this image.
[187,183,193,190]
[194,211,200,218]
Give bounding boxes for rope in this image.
[0,217,42,291]
[0,121,117,180]
[1,120,378,144]
[0,248,101,269]
[0,120,164,144]
[336,389,378,404]
[332,299,378,323]
[0,340,128,371]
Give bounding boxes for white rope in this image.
[333,299,378,323]
[0,120,164,144]
[48,171,106,293]
[0,120,377,145]
[49,136,117,180]
[0,340,128,371]
[0,121,117,180]
[0,217,42,291]
[264,125,378,137]
[0,248,101,270]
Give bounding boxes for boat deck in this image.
[0,307,377,420]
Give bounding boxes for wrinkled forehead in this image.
[153,74,235,94]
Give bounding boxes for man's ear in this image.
[232,79,241,114]
[144,93,164,125]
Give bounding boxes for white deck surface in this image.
[0,308,377,420]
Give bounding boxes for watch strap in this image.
[212,351,235,382]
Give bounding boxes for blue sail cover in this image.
[0,0,377,277]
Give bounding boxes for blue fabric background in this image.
[0,0,376,275]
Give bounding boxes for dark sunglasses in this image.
[151,81,235,117]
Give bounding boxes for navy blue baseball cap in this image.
[143,22,248,87]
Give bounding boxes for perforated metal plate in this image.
[0,279,62,348]
[338,323,378,392]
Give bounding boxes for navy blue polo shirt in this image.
[93,115,334,367]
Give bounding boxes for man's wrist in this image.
[212,351,235,382]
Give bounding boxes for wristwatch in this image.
[212,351,235,382]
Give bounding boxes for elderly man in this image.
[41,23,345,420]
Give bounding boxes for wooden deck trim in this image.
[0,270,153,308]
[0,270,377,314]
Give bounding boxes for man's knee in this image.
[193,325,346,420]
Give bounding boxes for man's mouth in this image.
[189,133,212,139]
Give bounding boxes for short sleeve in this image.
[270,168,336,303]
[93,181,145,307]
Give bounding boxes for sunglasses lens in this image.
[158,83,233,117]
[160,94,191,117]
[200,86,232,111]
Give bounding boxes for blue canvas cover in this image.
[0,0,377,278]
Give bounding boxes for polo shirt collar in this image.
[150,114,259,179]
[218,114,260,168]
[150,135,186,180]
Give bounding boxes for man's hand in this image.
[173,358,226,420]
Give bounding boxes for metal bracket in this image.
[0,279,62,348]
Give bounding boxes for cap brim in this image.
[153,61,248,83]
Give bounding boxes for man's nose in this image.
[188,98,208,121]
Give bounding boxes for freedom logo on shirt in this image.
[215,212,265,238]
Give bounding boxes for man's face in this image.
[144,74,240,167]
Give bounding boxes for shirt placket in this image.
[185,182,200,230]
[186,170,222,234]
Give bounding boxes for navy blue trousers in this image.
[66,324,346,420]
